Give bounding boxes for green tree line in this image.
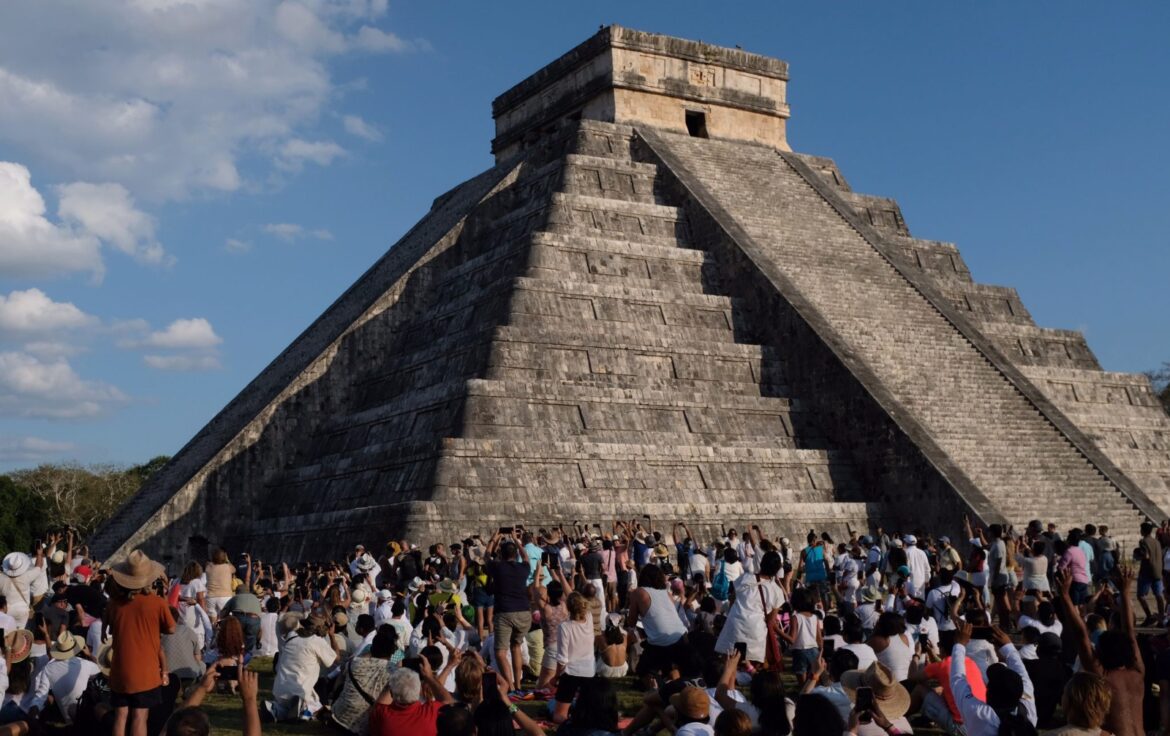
[0,456,169,556]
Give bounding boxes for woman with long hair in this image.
[177,560,210,648]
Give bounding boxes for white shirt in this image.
[1017,615,1062,637]
[950,643,1036,736]
[926,582,960,630]
[373,600,394,628]
[0,612,16,631]
[257,612,279,656]
[842,642,877,671]
[905,545,930,595]
[31,657,101,723]
[555,619,596,677]
[720,560,744,583]
[676,723,715,736]
[0,568,49,624]
[272,635,337,709]
[736,541,758,575]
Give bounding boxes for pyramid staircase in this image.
[639,129,1157,547]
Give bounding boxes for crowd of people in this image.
[3,516,1170,735]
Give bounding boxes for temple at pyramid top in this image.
[91,26,1169,565]
[491,26,791,161]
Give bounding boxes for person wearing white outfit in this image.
[949,621,1037,736]
[903,535,930,599]
[0,552,48,628]
[714,552,784,663]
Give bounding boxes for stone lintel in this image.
[492,25,790,161]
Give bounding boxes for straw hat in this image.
[355,553,377,572]
[437,579,459,595]
[5,630,32,664]
[109,549,165,590]
[2,552,31,577]
[859,585,883,603]
[50,549,67,565]
[351,587,369,604]
[842,662,912,719]
[49,630,84,661]
[95,639,115,676]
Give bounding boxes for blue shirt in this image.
[525,542,550,585]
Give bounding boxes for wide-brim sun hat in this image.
[95,639,114,676]
[5,630,32,664]
[109,549,165,590]
[355,553,377,572]
[468,545,486,564]
[859,585,883,603]
[351,588,369,603]
[841,661,912,719]
[49,630,83,661]
[2,552,31,577]
[438,579,458,595]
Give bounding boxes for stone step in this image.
[559,154,666,206]
[461,378,813,444]
[882,234,972,283]
[488,325,780,386]
[482,368,790,397]
[526,231,719,293]
[545,192,690,248]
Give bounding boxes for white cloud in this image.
[0,289,96,336]
[351,26,408,52]
[0,351,127,419]
[143,354,222,372]
[0,435,77,463]
[343,114,382,142]
[263,223,334,241]
[276,138,346,171]
[143,318,222,349]
[0,162,103,280]
[57,182,170,265]
[224,237,252,253]
[0,1,425,201]
[20,341,86,360]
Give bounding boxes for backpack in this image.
[711,560,730,601]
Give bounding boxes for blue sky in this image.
[1,2,1167,468]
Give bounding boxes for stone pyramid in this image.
[92,26,1170,564]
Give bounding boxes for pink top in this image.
[1059,546,1090,584]
[603,548,618,582]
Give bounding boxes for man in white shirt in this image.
[32,631,100,724]
[373,589,394,627]
[0,552,48,628]
[271,617,340,717]
[903,536,930,599]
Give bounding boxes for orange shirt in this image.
[924,655,985,723]
[107,593,175,695]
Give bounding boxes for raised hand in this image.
[238,663,259,704]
